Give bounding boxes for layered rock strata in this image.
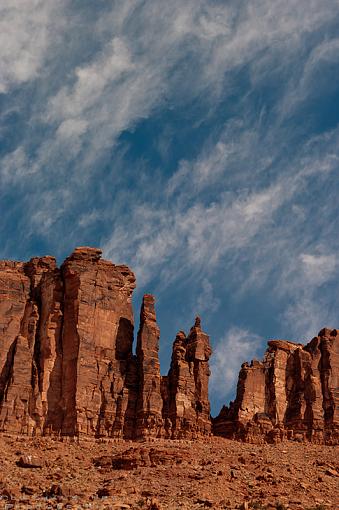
[213,330,339,445]
[0,247,212,439]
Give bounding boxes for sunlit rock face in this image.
[60,247,137,438]
[1,246,337,444]
[0,247,212,439]
[161,317,212,439]
[213,331,339,445]
[0,256,63,436]
[135,294,163,438]
[0,248,137,438]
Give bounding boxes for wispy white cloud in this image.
[103,119,339,347]
[166,121,266,195]
[210,326,263,398]
[104,180,285,287]
[0,1,65,93]
[3,0,336,179]
[274,248,339,340]
[196,278,220,315]
[300,253,337,285]
[279,37,339,118]
[0,147,28,185]
[1,1,339,385]
[48,37,134,124]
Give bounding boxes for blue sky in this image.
[1,0,339,415]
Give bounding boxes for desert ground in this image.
[0,435,338,510]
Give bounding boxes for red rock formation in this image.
[60,247,136,438]
[162,318,212,438]
[0,256,61,435]
[213,330,339,445]
[6,246,337,445]
[0,247,213,440]
[135,295,163,438]
[0,248,137,438]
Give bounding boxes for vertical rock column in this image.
[185,317,212,436]
[284,343,322,441]
[61,247,136,438]
[213,332,338,445]
[265,340,301,427]
[165,318,212,439]
[318,328,339,444]
[0,256,62,435]
[25,257,64,435]
[135,294,163,438]
[38,267,64,434]
[166,331,194,438]
[0,261,31,433]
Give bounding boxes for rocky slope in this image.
[0,435,338,509]
[0,246,338,445]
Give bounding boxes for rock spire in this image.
[0,247,212,439]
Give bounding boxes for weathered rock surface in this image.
[0,247,212,439]
[17,454,43,468]
[60,247,137,438]
[213,329,339,445]
[0,256,62,435]
[94,446,190,470]
[0,248,138,438]
[1,246,338,444]
[136,294,163,438]
[162,317,212,439]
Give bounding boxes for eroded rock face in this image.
[60,247,137,438]
[0,247,212,439]
[0,248,137,438]
[0,256,61,435]
[162,317,212,439]
[135,295,163,438]
[213,330,339,445]
[6,246,337,445]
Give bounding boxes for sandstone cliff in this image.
[213,330,339,445]
[0,247,212,439]
[1,246,338,444]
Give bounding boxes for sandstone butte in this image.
[0,247,337,446]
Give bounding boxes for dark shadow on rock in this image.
[116,317,134,360]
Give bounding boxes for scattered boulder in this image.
[21,486,35,495]
[148,499,162,510]
[325,468,338,477]
[0,488,16,501]
[109,447,190,470]
[97,487,112,498]
[43,484,64,498]
[17,455,43,468]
